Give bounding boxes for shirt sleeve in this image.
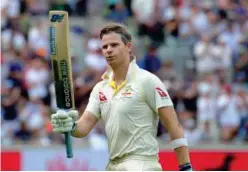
[143,74,173,114]
[85,83,101,119]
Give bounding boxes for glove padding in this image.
[51,110,78,133]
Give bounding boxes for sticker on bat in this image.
[50,14,64,22]
[50,27,56,55]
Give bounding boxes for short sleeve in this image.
[143,75,173,114]
[85,83,101,119]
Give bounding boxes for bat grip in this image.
[65,131,73,158]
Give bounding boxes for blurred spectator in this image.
[14,120,32,143]
[189,3,209,36]
[182,79,198,119]
[139,45,161,74]
[163,0,180,38]
[1,19,26,52]
[194,34,216,74]
[183,118,203,145]
[75,0,88,17]
[236,86,248,141]
[1,79,21,145]
[217,85,241,141]
[132,0,165,46]
[106,1,129,23]
[18,96,50,145]
[197,81,218,140]
[28,19,49,57]
[27,0,49,16]
[214,37,232,74]
[24,57,50,104]
[49,0,73,15]
[234,50,248,84]
[218,21,243,57]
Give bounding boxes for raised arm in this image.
[52,83,101,138]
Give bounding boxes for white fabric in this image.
[85,53,107,71]
[6,0,20,18]
[171,138,188,150]
[191,12,209,34]
[87,38,101,51]
[85,59,173,160]
[1,30,26,51]
[217,94,241,127]
[194,41,222,73]
[106,155,162,171]
[131,0,155,23]
[28,27,48,51]
[184,129,203,145]
[197,97,216,121]
[25,68,49,99]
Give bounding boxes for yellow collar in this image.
[101,57,139,92]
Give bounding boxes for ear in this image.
[126,42,132,53]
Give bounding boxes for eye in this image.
[102,45,107,49]
[111,43,118,47]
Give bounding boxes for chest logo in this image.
[99,92,107,102]
[155,87,168,98]
[121,85,133,97]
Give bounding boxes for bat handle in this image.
[65,131,73,158]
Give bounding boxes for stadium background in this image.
[1,0,248,171]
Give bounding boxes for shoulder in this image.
[137,68,162,85]
[92,80,108,91]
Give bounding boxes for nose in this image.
[106,46,112,54]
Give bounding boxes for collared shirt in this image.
[85,58,173,160]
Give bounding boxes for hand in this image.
[51,110,78,133]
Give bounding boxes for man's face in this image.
[101,32,131,68]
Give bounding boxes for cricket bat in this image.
[49,11,75,158]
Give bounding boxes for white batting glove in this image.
[51,110,78,133]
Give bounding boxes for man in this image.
[51,23,192,171]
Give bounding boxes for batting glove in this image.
[51,110,78,133]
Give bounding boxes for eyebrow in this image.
[102,42,120,48]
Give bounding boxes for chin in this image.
[107,61,118,69]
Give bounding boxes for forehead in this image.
[101,32,123,45]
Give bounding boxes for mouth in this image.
[106,56,115,61]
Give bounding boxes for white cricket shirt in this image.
[85,58,173,160]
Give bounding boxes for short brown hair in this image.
[100,22,132,44]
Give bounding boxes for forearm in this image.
[71,111,98,138]
[71,120,89,138]
[174,146,191,166]
[168,123,190,165]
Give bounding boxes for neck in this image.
[112,58,131,83]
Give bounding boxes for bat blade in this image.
[49,10,74,158]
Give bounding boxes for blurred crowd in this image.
[1,0,248,149]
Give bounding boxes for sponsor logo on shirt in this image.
[99,92,107,102]
[155,87,168,98]
[121,85,133,98]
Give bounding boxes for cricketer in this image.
[51,22,192,171]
